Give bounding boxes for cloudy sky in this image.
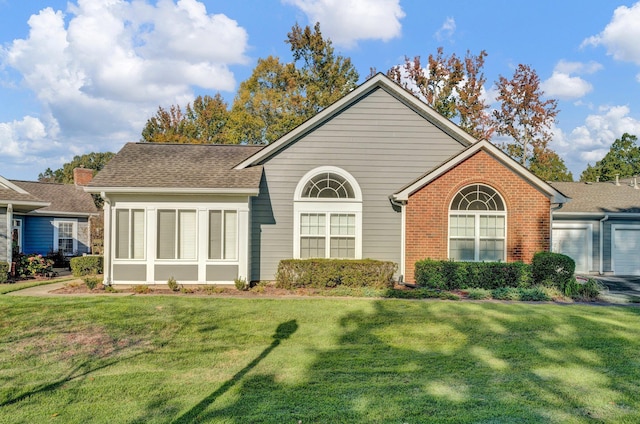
[1,0,640,181]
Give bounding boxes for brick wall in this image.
[404,150,551,282]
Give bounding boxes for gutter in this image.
[389,195,407,283]
[599,214,609,275]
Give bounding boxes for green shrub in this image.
[14,254,54,277]
[133,284,150,294]
[467,288,492,300]
[491,287,521,301]
[414,260,530,290]
[167,276,178,292]
[572,278,603,301]
[70,256,103,277]
[531,252,575,290]
[519,286,552,302]
[83,276,100,290]
[234,277,248,291]
[0,261,9,283]
[275,259,396,289]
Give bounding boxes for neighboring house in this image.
[550,178,640,276]
[87,74,571,286]
[0,168,98,265]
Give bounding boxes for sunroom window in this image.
[449,184,506,262]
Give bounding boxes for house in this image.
[0,168,99,265]
[550,178,640,276]
[87,74,574,286]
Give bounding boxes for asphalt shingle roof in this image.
[89,143,264,190]
[0,185,43,204]
[10,180,98,214]
[551,179,640,213]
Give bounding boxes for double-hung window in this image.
[449,184,506,262]
[115,209,145,259]
[54,219,77,256]
[157,210,197,260]
[294,167,362,259]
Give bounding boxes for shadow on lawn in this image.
[173,302,640,423]
[172,319,298,423]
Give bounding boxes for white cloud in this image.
[541,60,601,100]
[552,105,640,176]
[582,2,640,65]
[0,0,249,178]
[435,17,456,42]
[282,0,404,48]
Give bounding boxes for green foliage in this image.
[467,288,492,300]
[518,286,552,301]
[14,254,54,277]
[384,288,460,300]
[275,259,397,289]
[579,133,640,182]
[38,152,115,184]
[83,276,100,290]
[234,277,248,291]
[528,146,573,181]
[0,261,9,283]
[70,256,104,277]
[133,285,150,294]
[491,287,522,301]
[531,251,575,290]
[414,259,531,290]
[567,277,603,301]
[167,276,179,292]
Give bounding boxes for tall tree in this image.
[492,64,559,168]
[38,152,115,184]
[579,133,640,182]
[141,94,230,143]
[386,48,492,140]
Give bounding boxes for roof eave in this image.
[85,186,260,196]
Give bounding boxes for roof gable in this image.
[393,139,569,204]
[235,73,479,169]
[0,175,49,208]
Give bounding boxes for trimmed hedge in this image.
[275,259,397,289]
[0,261,9,283]
[414,259,531,290]
[531,251,575,289]
[70,255,103,277]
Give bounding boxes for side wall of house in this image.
[22,216,90,255]
[0,207,6,262]
[251,87,468,281]
[404,151,551,283]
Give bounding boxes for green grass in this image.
[1,296,639,423]
[0,276,75,294]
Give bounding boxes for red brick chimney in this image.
[73,167,93,186]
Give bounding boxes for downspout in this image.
[549,202,564,254]
[101,192,112,286]
[6,204,13,265]
[599,214,609,275]
[389,196,406,283]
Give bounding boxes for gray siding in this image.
[0,208,6,262]
[206,265,239,281]
[113,264,146,281]
[155,265,198,282]
[251,88,467,281]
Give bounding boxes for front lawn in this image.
[1,296,639,423]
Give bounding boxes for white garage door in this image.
[552,227,590,273]
[612,226,640,275]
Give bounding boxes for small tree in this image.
[579,133,640,182]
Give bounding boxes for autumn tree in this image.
[141,94,230,144]
[493,64,559,168]
[385,48,493,140]
[579,133,640,182]
[39,152,115,184]
[529,145,573,182]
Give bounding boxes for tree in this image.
[579,133,640,182]
[385,48,493,140]
[492,64,559,168]
[141,94,230,144]
[529,145,573,181]
[38,152,115,184]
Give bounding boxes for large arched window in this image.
[449,184,506,262]
[294,167,362,259]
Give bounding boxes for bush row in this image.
[275,259,397,289]
[531,251,575,291]
[70,255,104,277]
[414,259,531,290]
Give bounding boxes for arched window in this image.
[294,167,362,259]
[449,184,506,261]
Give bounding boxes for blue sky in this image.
[1,0,640,181]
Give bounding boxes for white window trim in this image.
[552,223,593,273]
[447,185,507,262]
[114,209,146,261]
[293,166,363,259]
[11,218,22,254]
[156,209,198,261]
[207,209,239,262]
[53,218,78,256]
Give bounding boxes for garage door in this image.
[552,227,590,273]
[612,226,640,275]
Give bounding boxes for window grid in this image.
[300,213,356,259]
[58,222,75,256]
[157,209,196,260]
[209,210,238,260]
